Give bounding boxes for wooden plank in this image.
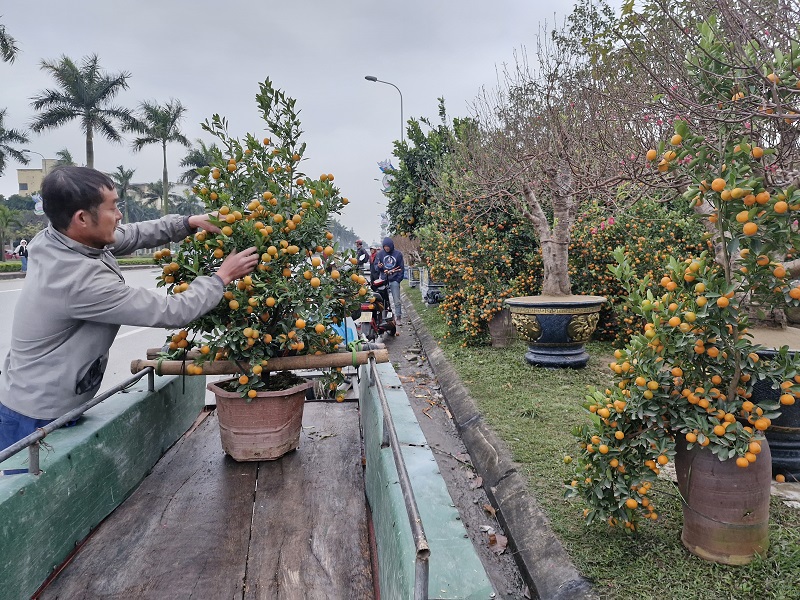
[40,415,258,599]
[244,402,374,600]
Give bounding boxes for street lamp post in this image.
[22,149,51,175]
[364,75,404,143]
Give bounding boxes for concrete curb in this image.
[403,292,598,600]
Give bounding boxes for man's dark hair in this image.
[42,166,115,232]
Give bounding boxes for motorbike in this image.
[358,276,397,340]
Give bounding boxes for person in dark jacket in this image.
[368,246,380,281]
[14,240,28,273]
[355,239,369,274]
[376,237,404,326]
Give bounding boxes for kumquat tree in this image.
[152,79,366,399]
[568,197,710,343]
[567,1,800,531]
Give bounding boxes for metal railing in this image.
[368,357,430,599]
[0,368,155,474]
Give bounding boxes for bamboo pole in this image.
[145,342,386,360]
[131,348,389,376]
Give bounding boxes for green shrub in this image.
[0,262,21,272]
[569,197,709,343]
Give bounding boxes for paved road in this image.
[0,267,205,398]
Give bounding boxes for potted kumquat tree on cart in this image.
[131,79,384,461]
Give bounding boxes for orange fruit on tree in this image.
[774,200,789,213]
[646,149,657,161]
[625,498,638,509]
[776,474,786,483]
[743,222,758,236]
[711,178,727,192]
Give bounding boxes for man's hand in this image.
[215,247,259,286]
[188,213,222,234]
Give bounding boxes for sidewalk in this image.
[396,291,597,600]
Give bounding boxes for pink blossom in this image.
[744,122,751,130]
[607,217,615,225]
[600,222,606,230]
[590,227,597,234]
[657,119,663,125]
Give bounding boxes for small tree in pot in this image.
[150,80,368,459]
[567,3,800,564]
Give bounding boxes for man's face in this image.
[383,245,391,253]
[86,187,122,248]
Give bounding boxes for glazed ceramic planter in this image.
[746,327,800,481]
[505,295,606,368]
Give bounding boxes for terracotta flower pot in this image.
[207,378,313,462]
[488,308,516,348]
[674,437,771,565]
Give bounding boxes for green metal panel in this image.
[0,375,205,600]
[360,363,495,599]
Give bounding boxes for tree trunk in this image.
[162,144,169,216]
[86,129,94,169]
[541,239,571,296]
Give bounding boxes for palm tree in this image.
[136,180,182,214]
[54,148,76,166]
[0,18,19,63]
[125,198,161,223]
[179,138,221,184]
[171,190,204,217]
[0,204,22,262]
[30,54,132,169]
[127,99,190,215]
[110,165,136,223]
[0,108,29,176]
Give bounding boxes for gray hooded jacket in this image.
[0,215,223,419]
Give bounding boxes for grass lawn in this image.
[406,286,800,600]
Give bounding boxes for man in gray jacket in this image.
[0,166,259,449]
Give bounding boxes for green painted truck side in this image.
[360,362,495,599]
[0,376,205,600]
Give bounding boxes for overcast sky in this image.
[0,0,612,244]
